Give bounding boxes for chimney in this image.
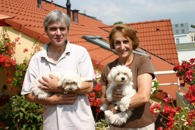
[66,0,71,18]
[37,0,42,8]
[72,9,79,23]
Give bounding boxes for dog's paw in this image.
[106,94,113,102]
[104,110,114,124]
[31,85,50,99]
[100,104,108,111]
[111,112,129,126]
[119,96,131,112]
[32,89,50,99]
[37,93,50,99]
[104,110,113,118]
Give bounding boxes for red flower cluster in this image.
[163,95,173,104]
[173,58,195,85]
[151,58,195,129]
[0,29,28,94]
[150,94,195,129]
[173,58,195,105]
[0,32,18,68]
[187,109,195,126]
[0,54,16,68]
[150,102,161,114]
[88,82,102,113]
[162,106,182,129]
[184,85,195,103]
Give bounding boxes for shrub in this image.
[0,95,43,130]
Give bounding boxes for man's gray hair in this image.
[43,10,71,31]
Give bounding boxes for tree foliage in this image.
[114,21,123,25]
[191,25,195,29]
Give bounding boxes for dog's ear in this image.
[127,69,133,81]
[107,67,117,82]
[107,71,113,82]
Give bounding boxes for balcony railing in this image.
[154,70,190,107]
[154,70,181,91]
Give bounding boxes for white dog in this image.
[100,65,136,126]
[31,72,82,99]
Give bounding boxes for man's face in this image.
[46,21,68,46]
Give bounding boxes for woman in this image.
[100,24,155,130]
[21,10,95,130]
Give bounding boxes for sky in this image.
[51,0,195,30]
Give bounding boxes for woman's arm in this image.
[100,85,107,105]
[128,73,152,109]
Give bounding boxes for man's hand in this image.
[51,93,78,105]
[25,93,78,105]
[38,74,62,93]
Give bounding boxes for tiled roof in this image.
[0,0,179,69]
[0,0,180,99]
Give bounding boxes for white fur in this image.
[100,65,136,126]
[31,72,82,99]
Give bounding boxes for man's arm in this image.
[73,81,94,94]
[24,92,78,105]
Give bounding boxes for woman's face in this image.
[113,31,133,59]
[46,21,68,46]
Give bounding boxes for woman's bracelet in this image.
[114,104,119,111]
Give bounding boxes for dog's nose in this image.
[121,77,125,81]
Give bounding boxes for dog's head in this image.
[62,82,80,92]
[107,65,133,85]
[62,73,82,92]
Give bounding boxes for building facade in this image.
[172,23,195,44]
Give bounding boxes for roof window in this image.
[82,35,150,58]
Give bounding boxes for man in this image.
[21,10,95,130]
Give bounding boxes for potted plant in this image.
[150,58,195,130]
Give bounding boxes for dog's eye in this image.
[117,73,120,75]
[124,73,127,75]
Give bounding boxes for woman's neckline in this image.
[118,53,134,66]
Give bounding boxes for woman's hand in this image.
[38,74,63,93]
[108,103,118,114]
[112,85,123,102]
